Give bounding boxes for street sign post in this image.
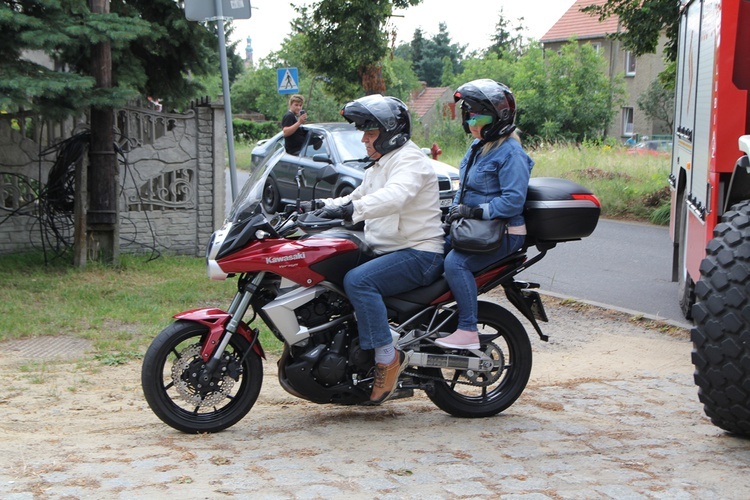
[183,0,251,201]
[277,68,300,94]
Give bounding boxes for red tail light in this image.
[572,193,601,207]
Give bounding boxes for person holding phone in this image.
[281,94,308,155]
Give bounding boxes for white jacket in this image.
[324,140,445,255]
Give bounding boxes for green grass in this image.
[529,142,671,223]
[0,252,283,356]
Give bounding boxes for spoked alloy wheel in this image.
[423,301,532,418]
[141,320,263,433]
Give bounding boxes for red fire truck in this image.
[670,0,750,434]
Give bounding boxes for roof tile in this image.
[541,0,621,43]
[408,86,452,119]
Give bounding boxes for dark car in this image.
[251,123,460,214]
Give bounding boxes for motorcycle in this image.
[141,156,601,433]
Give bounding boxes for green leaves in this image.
[1,0,219,118]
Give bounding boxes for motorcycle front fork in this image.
[203,272,266,374]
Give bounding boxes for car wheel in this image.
[262,177,280,214]
[337,185,354,198]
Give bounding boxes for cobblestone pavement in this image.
[2,300,750,499]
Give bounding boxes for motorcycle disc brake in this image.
[171,344,236,407]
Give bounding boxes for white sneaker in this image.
[435,329,480,350]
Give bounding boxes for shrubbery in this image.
[232,119,279,143]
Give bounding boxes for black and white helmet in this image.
[340,94,411,155]
[454,79,516,141]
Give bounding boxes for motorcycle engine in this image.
[287,292,373,387]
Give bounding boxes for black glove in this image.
[313,201,354,221]
[448,204,483,223]
[298,199,324,213]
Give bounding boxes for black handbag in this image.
[450,217,507,253]
[449,143,507,254]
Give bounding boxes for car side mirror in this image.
[312,154,333,164]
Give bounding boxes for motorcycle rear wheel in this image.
[423,301,532,418]
[141,320,263,433]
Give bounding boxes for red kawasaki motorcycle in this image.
[141,159,601,433]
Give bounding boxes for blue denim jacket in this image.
[453,137,534,227]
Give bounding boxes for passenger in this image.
[437,79,534,350]
[311,95,445,404]
[281,94,308,155]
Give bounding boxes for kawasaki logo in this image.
[265,252,306,265]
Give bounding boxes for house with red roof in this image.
[541,0,670,141]
[407,83,455,139]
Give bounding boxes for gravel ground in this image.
[1,296,749,499]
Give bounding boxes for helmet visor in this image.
[466,113,493,127]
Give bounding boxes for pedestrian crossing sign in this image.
[277,68,299,94]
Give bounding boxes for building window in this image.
[625,51,636,76]
[622,107,634,136]
[591,42,602,54]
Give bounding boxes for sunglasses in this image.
[466,113,493,127]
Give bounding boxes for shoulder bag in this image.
[449,144,507,254]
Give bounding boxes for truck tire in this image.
[691,199,750,435]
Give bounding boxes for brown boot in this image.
[369,350,408,404]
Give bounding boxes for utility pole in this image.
[86,0,119,266]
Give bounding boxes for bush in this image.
[232,119,278,143]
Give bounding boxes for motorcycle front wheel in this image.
[422,301,532,418]
[141,320,263,433]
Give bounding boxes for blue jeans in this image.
[444,234,525,331]
[344,249,444,350]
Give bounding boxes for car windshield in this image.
[330,129,369,163]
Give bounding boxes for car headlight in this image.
[452,178,460,192]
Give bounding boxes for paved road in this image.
[3,302,748,499]
[226,170,691,328]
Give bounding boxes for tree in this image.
[582,0,680,61]
[293,0,422,98]
[0,0,222,118]
[511,42,624,141]
[382,55,421,103]
[486,8,527,60]
[451,52,515,89]
[412,23,465,86]
[0,0,149,119]
[637,79,674,134]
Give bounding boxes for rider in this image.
[311,95,445,404]
[437,79,534,350]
